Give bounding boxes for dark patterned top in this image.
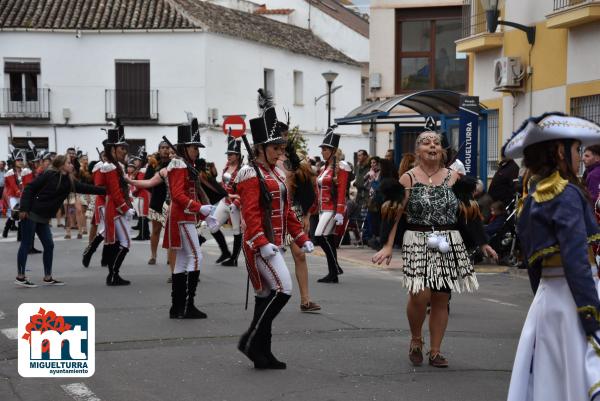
[406,170,458,226]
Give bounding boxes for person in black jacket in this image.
[488,155,519,206]
[15,155,105,287]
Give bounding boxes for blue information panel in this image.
[457,96,479,177]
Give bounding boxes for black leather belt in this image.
[406,224,456,232]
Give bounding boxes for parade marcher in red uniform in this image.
[2,148,25,238]
[131,147,151,241]
[102,125,135,286]
[82,149,107,268]
[236,90,314,370]
[163,120,213,319]
[315,127,351,283]
[206,134,243,266]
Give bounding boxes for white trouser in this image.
[210,199,241,235]
[97,206,106,236]
[175,222,203,274]
[134,198,144,217]
[114,215,131,248]
[8,197,19,211]
[314,211,336,236]
[255,249,292,297]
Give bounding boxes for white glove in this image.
[125,209,136,219]
[199,204,213,217]
[334,213,344,226]
[259,243,279,259]
[205,215,220,231]
[229,203,238,214]
[302,241,314,253]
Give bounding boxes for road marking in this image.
[482,298,519,307]
[1,328,18,339]
[0,310,5,319]
[61,383,102,401]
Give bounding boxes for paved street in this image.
[0,227,532,401]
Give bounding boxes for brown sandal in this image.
[427,351,449,368]
[409,337,424,366]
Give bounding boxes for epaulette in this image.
[532,171,568,203]
[20,168,32,176]
[92,161,104,173]
[339,160,352,172]
[5,169,15,177]
[101,163,117,173]
[140,167,147,174]
[235,165,257,184]
[167,158,187,171]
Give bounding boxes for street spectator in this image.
[582,144,600,201]
[363,156,381,247]
[353,150,370,209]
[484,201,507,240]
[385,149,394,162]
[0,160,6,216]
[474,179,493,222]
[488,154,519,206]
[398,153,415,176]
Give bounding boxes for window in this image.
[264,68,275,96]
[571,94,600,123]
[487,109,499,177]
[5,61,40,101]
[293,71,303,105]
[114,60,151,120]
[396,7,467,93]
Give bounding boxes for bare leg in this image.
[406,289,430,341]
[150,220,162,260]
[428,291,450,354]
[291,242,310,305]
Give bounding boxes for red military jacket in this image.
[317,161,351,214]
[20,167,34,188]
[4,169,22,199]
[101,162,130,244]
[222,165,241,208]
[163,158,206,249]
[236,163,309,291]
[92,162,105,225]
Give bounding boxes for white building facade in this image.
[0,0,366,171]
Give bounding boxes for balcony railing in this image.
[0,88,51,119]
[460,8,488,39]
[105,89,158,121]
[553,0,589,12]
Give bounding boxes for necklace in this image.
[419,166,442,184]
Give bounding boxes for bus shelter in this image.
[335,90,491,182]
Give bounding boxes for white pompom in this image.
[438,239,450,254]
[427,234,440,249]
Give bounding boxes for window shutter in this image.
[4,62,41,74]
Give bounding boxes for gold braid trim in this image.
[528,234,600,265]
[589,380,600,398]
[532,171,568,203]
[579,306,600,324]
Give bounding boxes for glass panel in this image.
[400,57,431,90]
[9,73,22,101]
[434,19,467,91]
[401,21,430,52]
[25,73,38,101]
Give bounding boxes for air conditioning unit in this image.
[369,73,382,90]
[493,57,523,91]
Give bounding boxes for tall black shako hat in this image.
[106,120,127,146]
[177,114,205,147]
[319,125,340,149]
[226,135,242,155]
[249,89,286,146]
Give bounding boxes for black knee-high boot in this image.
[132,217,150,241]
[327,234,343,275]
[212,230,231,263]
[105,243,118,284]
[184,270,207,319]
[82,234,104,267]
[100,244,109,267]
[109,245,130,286]
[240,291,291,369]
[221,234,242,266]
[2,218,14,238]
[238,296,268,358]
[317,236,339,283]
[169,273,187,319]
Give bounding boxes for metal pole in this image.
[327,81,332,127]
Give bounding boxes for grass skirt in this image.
[401,229,478,294]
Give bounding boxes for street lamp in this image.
[322,71,338,127]
[483,0,536,45]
